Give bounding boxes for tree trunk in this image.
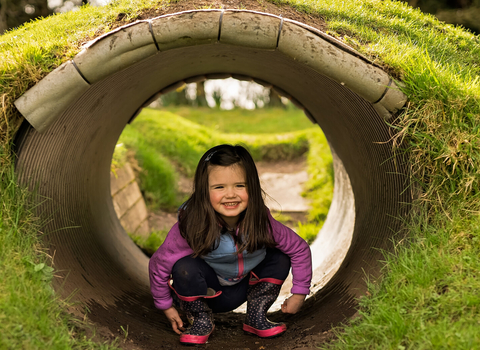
[267,88,285,109]
[195,81,209,107]
[0,0,8,34]
[1,0,53,32]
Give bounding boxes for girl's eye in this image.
[237,184,246,188]
[214,186,223,189]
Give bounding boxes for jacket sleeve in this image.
[268,210,312,295]
[148,223,194,310]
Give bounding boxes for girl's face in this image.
[208,164,249,228]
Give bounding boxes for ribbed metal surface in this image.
[14,40,410,349]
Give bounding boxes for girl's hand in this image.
[281,294,306,314]
[163,307,185,334]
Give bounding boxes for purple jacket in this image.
[148,210,312,310]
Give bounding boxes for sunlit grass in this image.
[129,230,169,256]
[166,105,314,133]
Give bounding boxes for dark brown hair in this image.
[178,144,276,257]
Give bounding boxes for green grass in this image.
[129,230,169,257]
[165,105,315,133]
[0,148,120,350]
[0,0,167,141]
[331,210,480,349]
[297,129,334,244]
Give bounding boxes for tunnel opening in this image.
[13,9,410,349]
[111,76,339,313]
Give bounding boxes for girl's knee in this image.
[270,249,291,271]
[172,257,199,281]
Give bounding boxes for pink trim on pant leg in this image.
[168,279,222,301]
[242,323,287,338]
[248,272,284,286]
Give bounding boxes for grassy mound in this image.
[1,0,479,348]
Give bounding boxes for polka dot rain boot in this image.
[243,273,287,338]
[178,297,215,345]
[169,282,221,345]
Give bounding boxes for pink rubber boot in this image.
[170,283,221,345]
[242,273,287,338]
[178,296,214,345]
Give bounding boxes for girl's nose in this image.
[225,187,236,198]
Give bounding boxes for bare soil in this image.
[125,0,328,33]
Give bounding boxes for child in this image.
[149,144,312,345]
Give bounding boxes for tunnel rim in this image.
[14,8,407,133]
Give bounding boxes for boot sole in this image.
[243,323,287,338]
[179,326,214,345]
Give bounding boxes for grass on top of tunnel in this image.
[0,0,168,142]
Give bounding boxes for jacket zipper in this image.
[234,226,244,278]
[235,243,244,279]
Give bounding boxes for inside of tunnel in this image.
[109,76,341,313]
[12,9,411,348]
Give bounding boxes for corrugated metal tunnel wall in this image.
[13,10,411,349]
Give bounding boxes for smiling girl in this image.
[149,144,312,345]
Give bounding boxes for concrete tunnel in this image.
[13,9,411,348]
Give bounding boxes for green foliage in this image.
[303,129,334,224]
[120,126,182,210]
[296,222,322,244]
[295,129,334,244]
[129,230,169,256]
[110,142,128,176]
[166,105,314,134]
[329,207,480,349]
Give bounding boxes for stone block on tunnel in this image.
[73,21,158,84]
[151,10,222,51]
[220,11,281,50]
[278,20,390,104]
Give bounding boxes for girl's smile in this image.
[208,164,249,228]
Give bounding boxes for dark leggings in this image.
[172,248,291,313]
